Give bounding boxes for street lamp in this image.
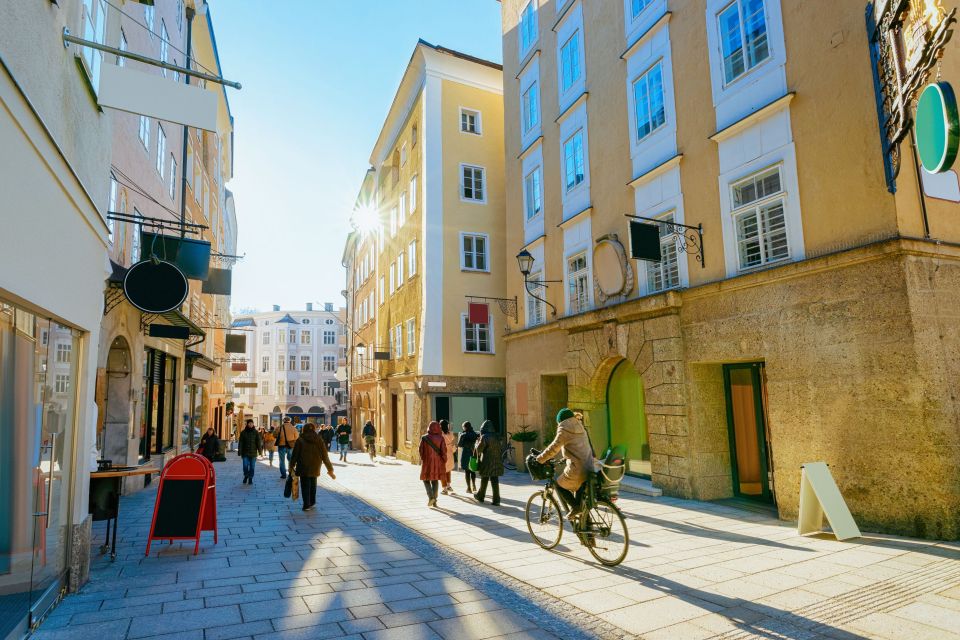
[515,250,558,317]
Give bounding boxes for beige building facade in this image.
[500,0,960,538]
[347,41,508,462]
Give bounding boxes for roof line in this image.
[416,38,503,71]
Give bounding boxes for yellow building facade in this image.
[349,41,507,462]
[500,0,960,538]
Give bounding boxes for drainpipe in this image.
[179,5,195,238]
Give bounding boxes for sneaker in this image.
[440,487,450,495]
[304,504,315,511]
[428,498,437,508]
[473,494,484,503]
[280,474,286,479]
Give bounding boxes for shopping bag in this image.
[468,456,479,472]
[291,476,299,501]
[283,475,293,498]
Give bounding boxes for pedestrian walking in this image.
[238,419,262,484]
[362,420,377,461]
[419,421,447,507]
[289,423,336,511]
[457,421,479,494]
[257,427,266,458]
[275,417,299,479]
[198,427,219,463]
[336,418,352,462]
[320,424,334,451]
[263,426,277,466]
[473,420,503,506]
[440,420,456,494]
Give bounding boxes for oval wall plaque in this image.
[916,82,960,174]
[123,259,189,314]
[592,234,634,304]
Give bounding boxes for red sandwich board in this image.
[145,453,218,556]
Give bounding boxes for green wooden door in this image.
[722,363,773,502]
[606,360,650,476]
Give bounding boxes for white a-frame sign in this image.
[797,462,861,541]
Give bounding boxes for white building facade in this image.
[232,304,347,427]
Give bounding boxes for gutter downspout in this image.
[179,6,195,238]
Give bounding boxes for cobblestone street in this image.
[36,454,960,640]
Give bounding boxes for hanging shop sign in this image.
[915,82,960,172]
[123,260,189,314]
[628,221,662,263]
[224,334,247,353]
[867,0,957,191]
[140,231,212,280]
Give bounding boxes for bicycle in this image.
[524,456,629,566]
[502,439,516,471]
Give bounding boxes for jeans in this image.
[241,455,256,480]
[300,476,317,509]
[338,441,350,459]
[476,476,500,504]
[268,449,274,465]
[364,437,376,459]
[278,446,291,476]
[423,480,439,501]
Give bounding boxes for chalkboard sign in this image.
[152,479,204,538]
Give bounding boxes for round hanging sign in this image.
[123,259,189,314]
[915,82,960,174]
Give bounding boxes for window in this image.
[524,167,543,220]
[731,166,789,269]
[262,330,270,345]
[107,175,118,243]
[261,356,270,373]
[55,374,70,394]
[560,31,581,92]
[289,329,297,343]
[159,21,169,77]
[300,381,310,396]
[301,330,311,344]
[278,329,286,344]
[56,343,72,363]
[169,155,177,199]
[409,175,418,211]
[277,354,286,371]
[288,381,296,396]
[394,324,403,360]
[118,29,127,67]
[323,330,335,345]
[289,354,297,371]
[563,131,585,191]
[520,1,538,54]
[277,381,284,396]
[461,165,486,202]
[131,209,143,262]
[138,116,150,149]
[633,62,666,141]
[323,355,336,372]
[460,108,481,134]
[646,214,681,292]
[567,253,590,314]
[390,207,398,237]
[632,0,654,18]
[463,315,492,353]
[300,355,311,371]
[156,126,166,177]
[176,0,184,31]
[412,123,419,147]
[718,0,769,85]
[379,276,385,304]
[80,0,107,91]
[323,382,336,396]
[527,271,546,326]
[522,82,540,134]
[406,318,416,355]
[144,4,155,34]
[400,143,408,166]
[461,234,489,271]
[396,252,404,283]
[389,262,395,293]
[408,240,417,277]
[399,191,407,224]
[260,381,269,395]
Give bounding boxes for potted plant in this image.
[510,424,538,472]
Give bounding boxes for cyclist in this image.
[534,408,593,520]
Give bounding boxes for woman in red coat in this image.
[419,421,447,507]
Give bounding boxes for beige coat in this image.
[276,422,299,448]
[537,417,593,492]
[442,432,456,473]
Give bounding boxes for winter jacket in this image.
[237,426,261,458]
[474,421,504,478]
[263,429,277,452]
[320,428,334,448]
[442,432,456,473]
[290,429,334,478]
[336,424,352,445]
[275,422,299,448]
[198,433,219,461]
[362,422,376,439]
[457,429,479,464]
[419,421,447,481]
[537,416,594,492]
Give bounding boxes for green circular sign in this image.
[915,82,960,173]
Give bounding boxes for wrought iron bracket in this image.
[107,211,206,235]
[465,295,518,323]
[185,334,206,349]
[521,278,560,317]
[625,214,705,268]
[103,286,125,316]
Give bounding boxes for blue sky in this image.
[212,1,503,313]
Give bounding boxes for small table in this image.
[89,465,160,560]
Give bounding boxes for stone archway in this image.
[102,335,132,463]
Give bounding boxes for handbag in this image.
[468,456,479,472]
[283,475,293,498]
[291,476,299,501]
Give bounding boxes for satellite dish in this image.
[123,259,189,313]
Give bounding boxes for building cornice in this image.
[555,91,588,124]
[709,92,795,143]
[621,12,672,60]
[627,154,683,189]
[558,205,592,229]
[517,135,543,160]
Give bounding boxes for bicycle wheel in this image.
[525,490,563,549]
[502,446,517,471]
[585,499,629,566]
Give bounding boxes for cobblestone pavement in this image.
[35,454,960,639]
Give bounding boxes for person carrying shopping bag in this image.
[473,420,503,506]
[457,421,479,494]
[275,417,299,479]
[289,423,335,511]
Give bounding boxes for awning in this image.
[186,350,218,370]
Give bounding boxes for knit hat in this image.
[556,408,575,423]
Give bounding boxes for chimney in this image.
[324,302,333,312]
[306,303,313,311]
[272,305,280,312]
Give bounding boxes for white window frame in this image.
[563,130,586,193]
[323,355,336,372]
[460,108,482,135]
[408,240,417,277]
[288,381,296,396]
[301,330,311,345]
[524,166,543,221]
[79,0,107,92]
[300,381,311,396]
[55,374,70,394]
[716,0,771,87]
[406,318,416,355]
[461,313,494,354]
[644,212,682,294]
[56,343,72,363]
[261,355,270,373]
[409,175,418,212]
[397,252,405,283]
[289,354,297,371]
[156,126,167,177]
[729,164,790,271]
[160,20,170,77]
[389,262,395,294]
[566,251,591,315]
[394,324,403,360]
[519,0,539,58]
[260,381,269,395]
[632,60,667,143]
[107,175,118,243]
[560,31,581,93]
[168,155,177,200]
[522,81,541,135]
[323,330,335,345]
[399,191,407,224]
[379,276,385,305]
[526,270,546,328]
[118,28,127,68]
[556,4,586,111]
[300,355,311,371]
[460,233,490,272]
[138,116,150,150]
[400,142,408,166]
[262,330,270,345]
[460,164,487,203]
[277,354,286,371]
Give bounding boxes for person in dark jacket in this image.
[198,427,219,462]
[419,421,447,507]
[362,421,377,461]
[457,422,479,494]
[289,423,336,511]
[320,424,334,450]
[237,420,262,484]
[473,420,503,505]
[336,418,353,462]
